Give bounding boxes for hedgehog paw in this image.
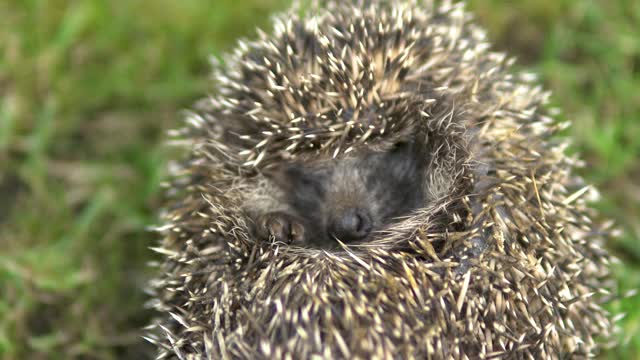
[258,212,305,244]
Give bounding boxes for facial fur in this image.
[249,142,427,248]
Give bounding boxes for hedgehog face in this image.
[260,141,426,248]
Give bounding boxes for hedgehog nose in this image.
[329,208,372,242]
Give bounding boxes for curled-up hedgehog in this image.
[146,0,618,358]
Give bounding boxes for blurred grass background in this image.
[0,0,638,358]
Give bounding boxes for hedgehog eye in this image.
[389,141,413,155]
[285,164,326,195]
[391,141,410,151]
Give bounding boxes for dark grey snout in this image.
[329,208,372,242]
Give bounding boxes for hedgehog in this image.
[145,0,618,358]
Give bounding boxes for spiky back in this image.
[147,1,617,358]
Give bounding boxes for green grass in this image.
[0,0,638,358]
